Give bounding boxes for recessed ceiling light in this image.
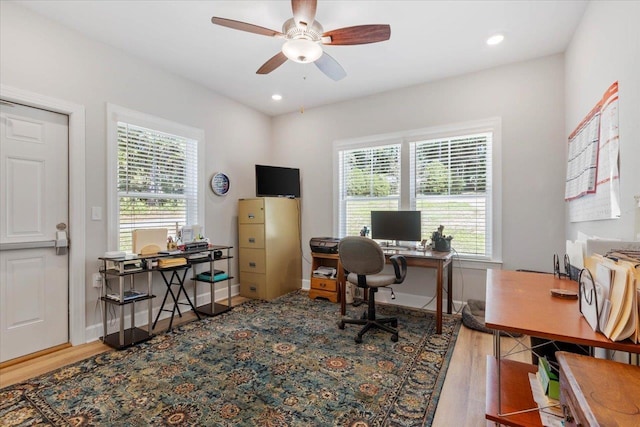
[486,34,505,46]
[272,94,283,101]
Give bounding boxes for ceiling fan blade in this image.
[256,52,288,74]
[211,17,283,37]
[291,0,317,27]
[314,52,346,81]
[322,24,391,45]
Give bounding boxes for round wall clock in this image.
[210,172,230,196]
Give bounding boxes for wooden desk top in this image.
[485,269,640,353]
[381,248,453,268]
[558,351,640,426]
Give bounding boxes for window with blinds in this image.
[336,123,497,261]
[338,144,401,237]
[116,123,198,252]
[412,133,491,258]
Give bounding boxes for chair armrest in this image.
[390,255,407,284]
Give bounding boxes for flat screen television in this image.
[255,164,301,198]
[371,210,421,243]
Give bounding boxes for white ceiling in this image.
[16,0,588,116]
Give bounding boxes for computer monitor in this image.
[370,211,421,245]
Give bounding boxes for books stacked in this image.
[583,254,640,342]
[157,257,187,268]
[197,269,228,282]
[106,290,147,302]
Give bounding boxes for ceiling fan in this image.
[211,0,391,81]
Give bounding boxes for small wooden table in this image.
[339,248,453,334]
[557,351,640,426]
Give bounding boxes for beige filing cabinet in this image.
[238,197,301,300]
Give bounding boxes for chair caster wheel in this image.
[355,335,363,343]
[338,321,345,330]
[391,334,398,342]
[391,320,398,327]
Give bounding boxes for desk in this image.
[340,249,453,335]
[484,269,640,426]
[99,245,232,349]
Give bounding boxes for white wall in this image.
[272,55,567,305]
[0,2,271,335]
[565,0,640,242]
[7,0,634,334]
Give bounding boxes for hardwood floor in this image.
[0,297,530,426]
[433,325,531,426]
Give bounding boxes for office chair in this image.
[338,236,407,343]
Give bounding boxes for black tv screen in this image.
[255,165,301,198]
[371,210,421,242]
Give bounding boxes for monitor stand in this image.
[381,241,415,251]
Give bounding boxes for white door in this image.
[0,102,69,362]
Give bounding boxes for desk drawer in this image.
[238,248,266,274]
[311,277,337,292]
[238,224,265,248]
[239,272,266,300]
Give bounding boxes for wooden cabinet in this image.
[238,198,301,300]
[558,351,640,426]
[309,252,343,303]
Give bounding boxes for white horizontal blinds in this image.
[339,143,401,237]
[413,133,492,257]
[117,122,198,252]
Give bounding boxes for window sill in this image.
[452,257,503,271]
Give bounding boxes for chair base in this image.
[338,288,398,343]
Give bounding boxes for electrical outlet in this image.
[92,273,103,288]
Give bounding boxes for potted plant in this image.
[431,225,453,252]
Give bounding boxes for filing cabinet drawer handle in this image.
[248,238,256,243]
[248,213,255,219]
[250,286,257,291]
[249,262,256,268]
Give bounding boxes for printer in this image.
[309,237,340,254]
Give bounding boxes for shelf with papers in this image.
[98,245,233,348]
[98,260,155,350]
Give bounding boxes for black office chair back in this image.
[339,236,385,277]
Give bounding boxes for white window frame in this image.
[333,118,502,266]
[106,104,205,252]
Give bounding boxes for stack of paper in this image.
[584,254,639,342]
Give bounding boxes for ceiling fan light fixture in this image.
[282,38,323,63]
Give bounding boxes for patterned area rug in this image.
[1,291,460,426]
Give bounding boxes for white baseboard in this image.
[86,284,240,343]
[302,279,465,313]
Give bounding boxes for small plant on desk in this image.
[431,225,453,252]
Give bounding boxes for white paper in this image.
[528,373,564,427]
